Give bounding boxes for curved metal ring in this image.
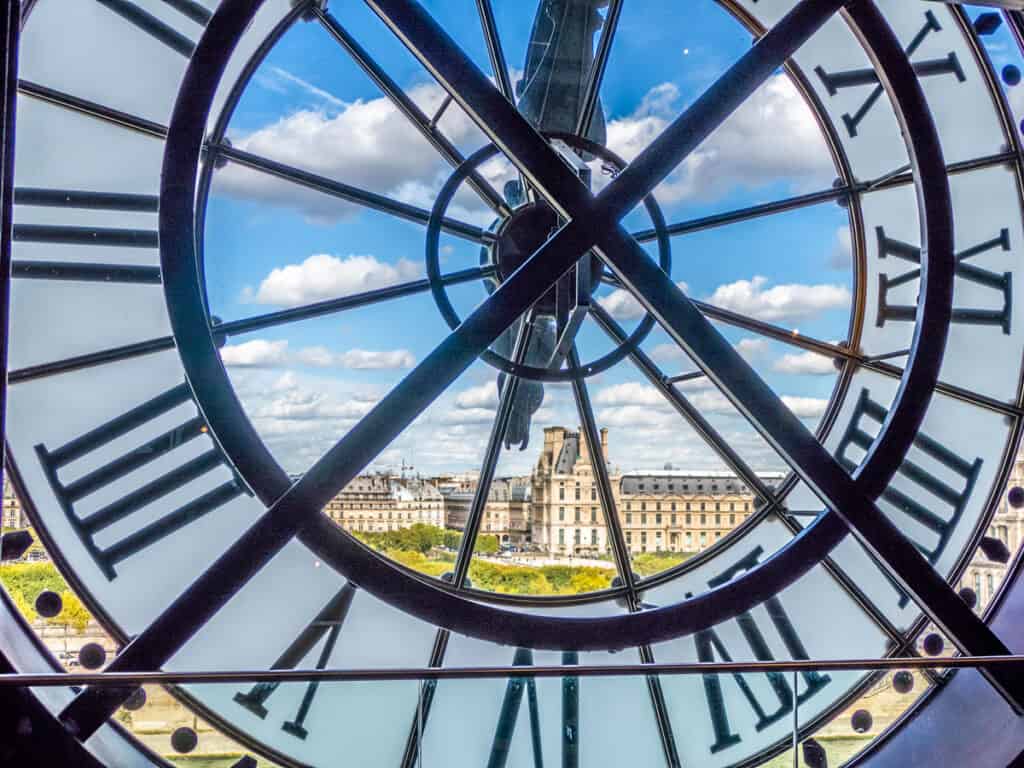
[160,0,954,650]
[424,132,673,382]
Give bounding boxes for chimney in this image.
[600,428,609,460]
[577,425,589,464]
[542,426,567,470]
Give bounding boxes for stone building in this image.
[961,452,1024,611]
[324,474,444,533]
[2,477,27,530]
[442,480,532,548]
[530,426,784,556]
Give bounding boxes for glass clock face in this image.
[5,0,1024,766]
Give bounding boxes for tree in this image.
[56,590,91,633]
[473,535,499,555]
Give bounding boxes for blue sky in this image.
[200,0,872,476]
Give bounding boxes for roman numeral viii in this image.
[35,383,251,579]
[875,226,1012,334]
[13,187,162,284]
[814,11,965,138]
[234,584,356,740]
[835,388,981,607]
[696,547,831,755]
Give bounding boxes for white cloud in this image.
[455,381,499,409]
[602,76,833,203]
[705,276,850,323]
[221,339,414,370]
[594,381,666,407]
[337,349,415,370]
[781,396,829,419]
[735,338,768,360]
[243,253,422,307]
[598,280,689,321]
[773,350,837,375]
[220,339,289,368]
[217,82,494,222]
[829,225,853,270]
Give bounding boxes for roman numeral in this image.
[13,187,158,247]
[234,584,356,740]
[486,648,544,768]
[695,547,831,754]
[34,383,250,580]
[94,0,210,58]
[835,388,982,607]
[13,188,162,284]
[875,226,1012,334]
[814,11,965,138]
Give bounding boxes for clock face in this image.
[5,0,1024,766]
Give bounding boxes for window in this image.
[686,532,693,549]
[559,487,565,500]
[574,529,581,545]
[641,502,646,511]
[591,507,597,522]
[626,502,631,511]
[626,532,632,545]
[988,573,995,598]
[686,514,692,525]
[701,514,707,525]
[575,508,581,522]
[641,514,647,525]
[730,514,736,525]
[559,529,565,545]
[671,514,677,525]
[656,501,661,511]
[700,502,706,511]
[626,513,632,525]
[591,529,598,545]
[591,488,596,501]
[575,487,580,500]
[656,514,662,525]
[671,502,676,511]
[641,532,647,544]
[715,514,721,525]
[559,507,565,521]
[699,532,707,547]
[975,572,982,597]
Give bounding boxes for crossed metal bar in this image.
[55,0,1024,740]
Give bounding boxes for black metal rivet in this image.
[893,670,914,694]
[171,726,198,754]
[34,590,62,618]
[851,709,872,733]
[923,633,944,656]
[78,643,106,670]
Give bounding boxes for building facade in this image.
[960,452,1024,611]
[2,477,27,531]
[324,474,444,533]
[530,426,784,556]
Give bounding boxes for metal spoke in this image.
[7,266,494,384]
[568,346,636,594]
[212,141,494,244]
[314,6,510,217]
[59,170,587,738]
[450,314,535,586]
[363,0,1022,707]
[574,0,623,138]
[589,304,778,504]
[613,289,1024,418]
[475,0,515,101]
[629,149,1017,244]
[567,345,682,767]
[772,508,913,651]
[18,79,168,140]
